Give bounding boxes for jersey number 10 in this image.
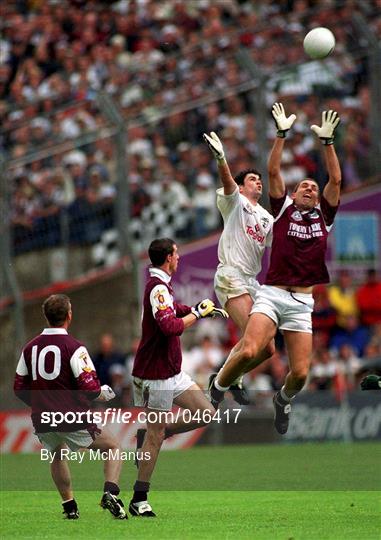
[31,345,62,381]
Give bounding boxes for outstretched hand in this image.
[192,299,229,319]
[311,110,340,145]
[203,132,225,162]
[271,102,296,138]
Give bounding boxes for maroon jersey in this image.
[265,192,339,287]
[14,328,101,432]
[132,267,192,380]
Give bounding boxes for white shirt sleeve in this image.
[149,284,174,317]
[216,186,240,221]
[16,352,28,376]
[70,346,96,378]
[265,214,274,247]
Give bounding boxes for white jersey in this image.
[216,187,273,277]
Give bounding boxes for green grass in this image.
[1,490,380,539]
[1,443,381,539]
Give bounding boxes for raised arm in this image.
[311,110,342,206]
[203,131,237,195]
[268,103,296,198]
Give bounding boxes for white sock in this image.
[280,386,293,402]
[215,378,230,392]
[232,374,244,387]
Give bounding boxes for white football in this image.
[303,27,335,59]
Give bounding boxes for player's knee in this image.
[107,437,121,452]
[147,425,165,447]
[291,366,309,386]
[264,341,276,359]
[240,343,258,365]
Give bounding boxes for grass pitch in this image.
[1,442,380,539]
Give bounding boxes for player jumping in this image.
[209,103,342,434]
[203,131,274,405]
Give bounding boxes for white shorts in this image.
[250,285,314,334]
[36,426,101,452]
[133,371,194,411]
[214,265,259,308]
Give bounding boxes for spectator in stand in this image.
[328,270,358,329]
[329,314,370,358]
[262,350,288,392]
[356,269,381,326]
[182,335,225,388]
[2,1,376,254]
[309,348,337,391]
[192,171,219,237]
[129,176,151,218]
[362,340,381,362]
[369,322,381,350]
[312,284,337,347]
[93,333,126,394]
[336,343,362,389]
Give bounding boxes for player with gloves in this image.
[209,102,342,436]
[203,130,274,406]
[130,238,228,517]
[14,294,127,520]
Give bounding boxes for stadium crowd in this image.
[1,0,380,253]
[91,268,381,406]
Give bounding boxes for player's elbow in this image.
[161,326,181,337]
[268,165,280,179]
[329,174,341,187]
[158,319,184,337]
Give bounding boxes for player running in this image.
[130,238,228,517]
[14,294,127,520]
[203,131,274,404]
[209,103,342,434]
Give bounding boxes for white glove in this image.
[203,132,225,162]
[311,110,340,145]
[97,385,116,402]
[271,102,296,138]
[192,299,229,319]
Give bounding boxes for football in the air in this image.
[303,27,335,59]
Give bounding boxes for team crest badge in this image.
[82,366,92,373]
[79,351,92,372]
[154,289,169,310]
[261,217,269,228]
[291,211,303,221]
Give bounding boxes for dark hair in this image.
[234,168,262,186]
[148,238,175,266]
[42,294,71,326]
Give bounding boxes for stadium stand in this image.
[1,0,380,255]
